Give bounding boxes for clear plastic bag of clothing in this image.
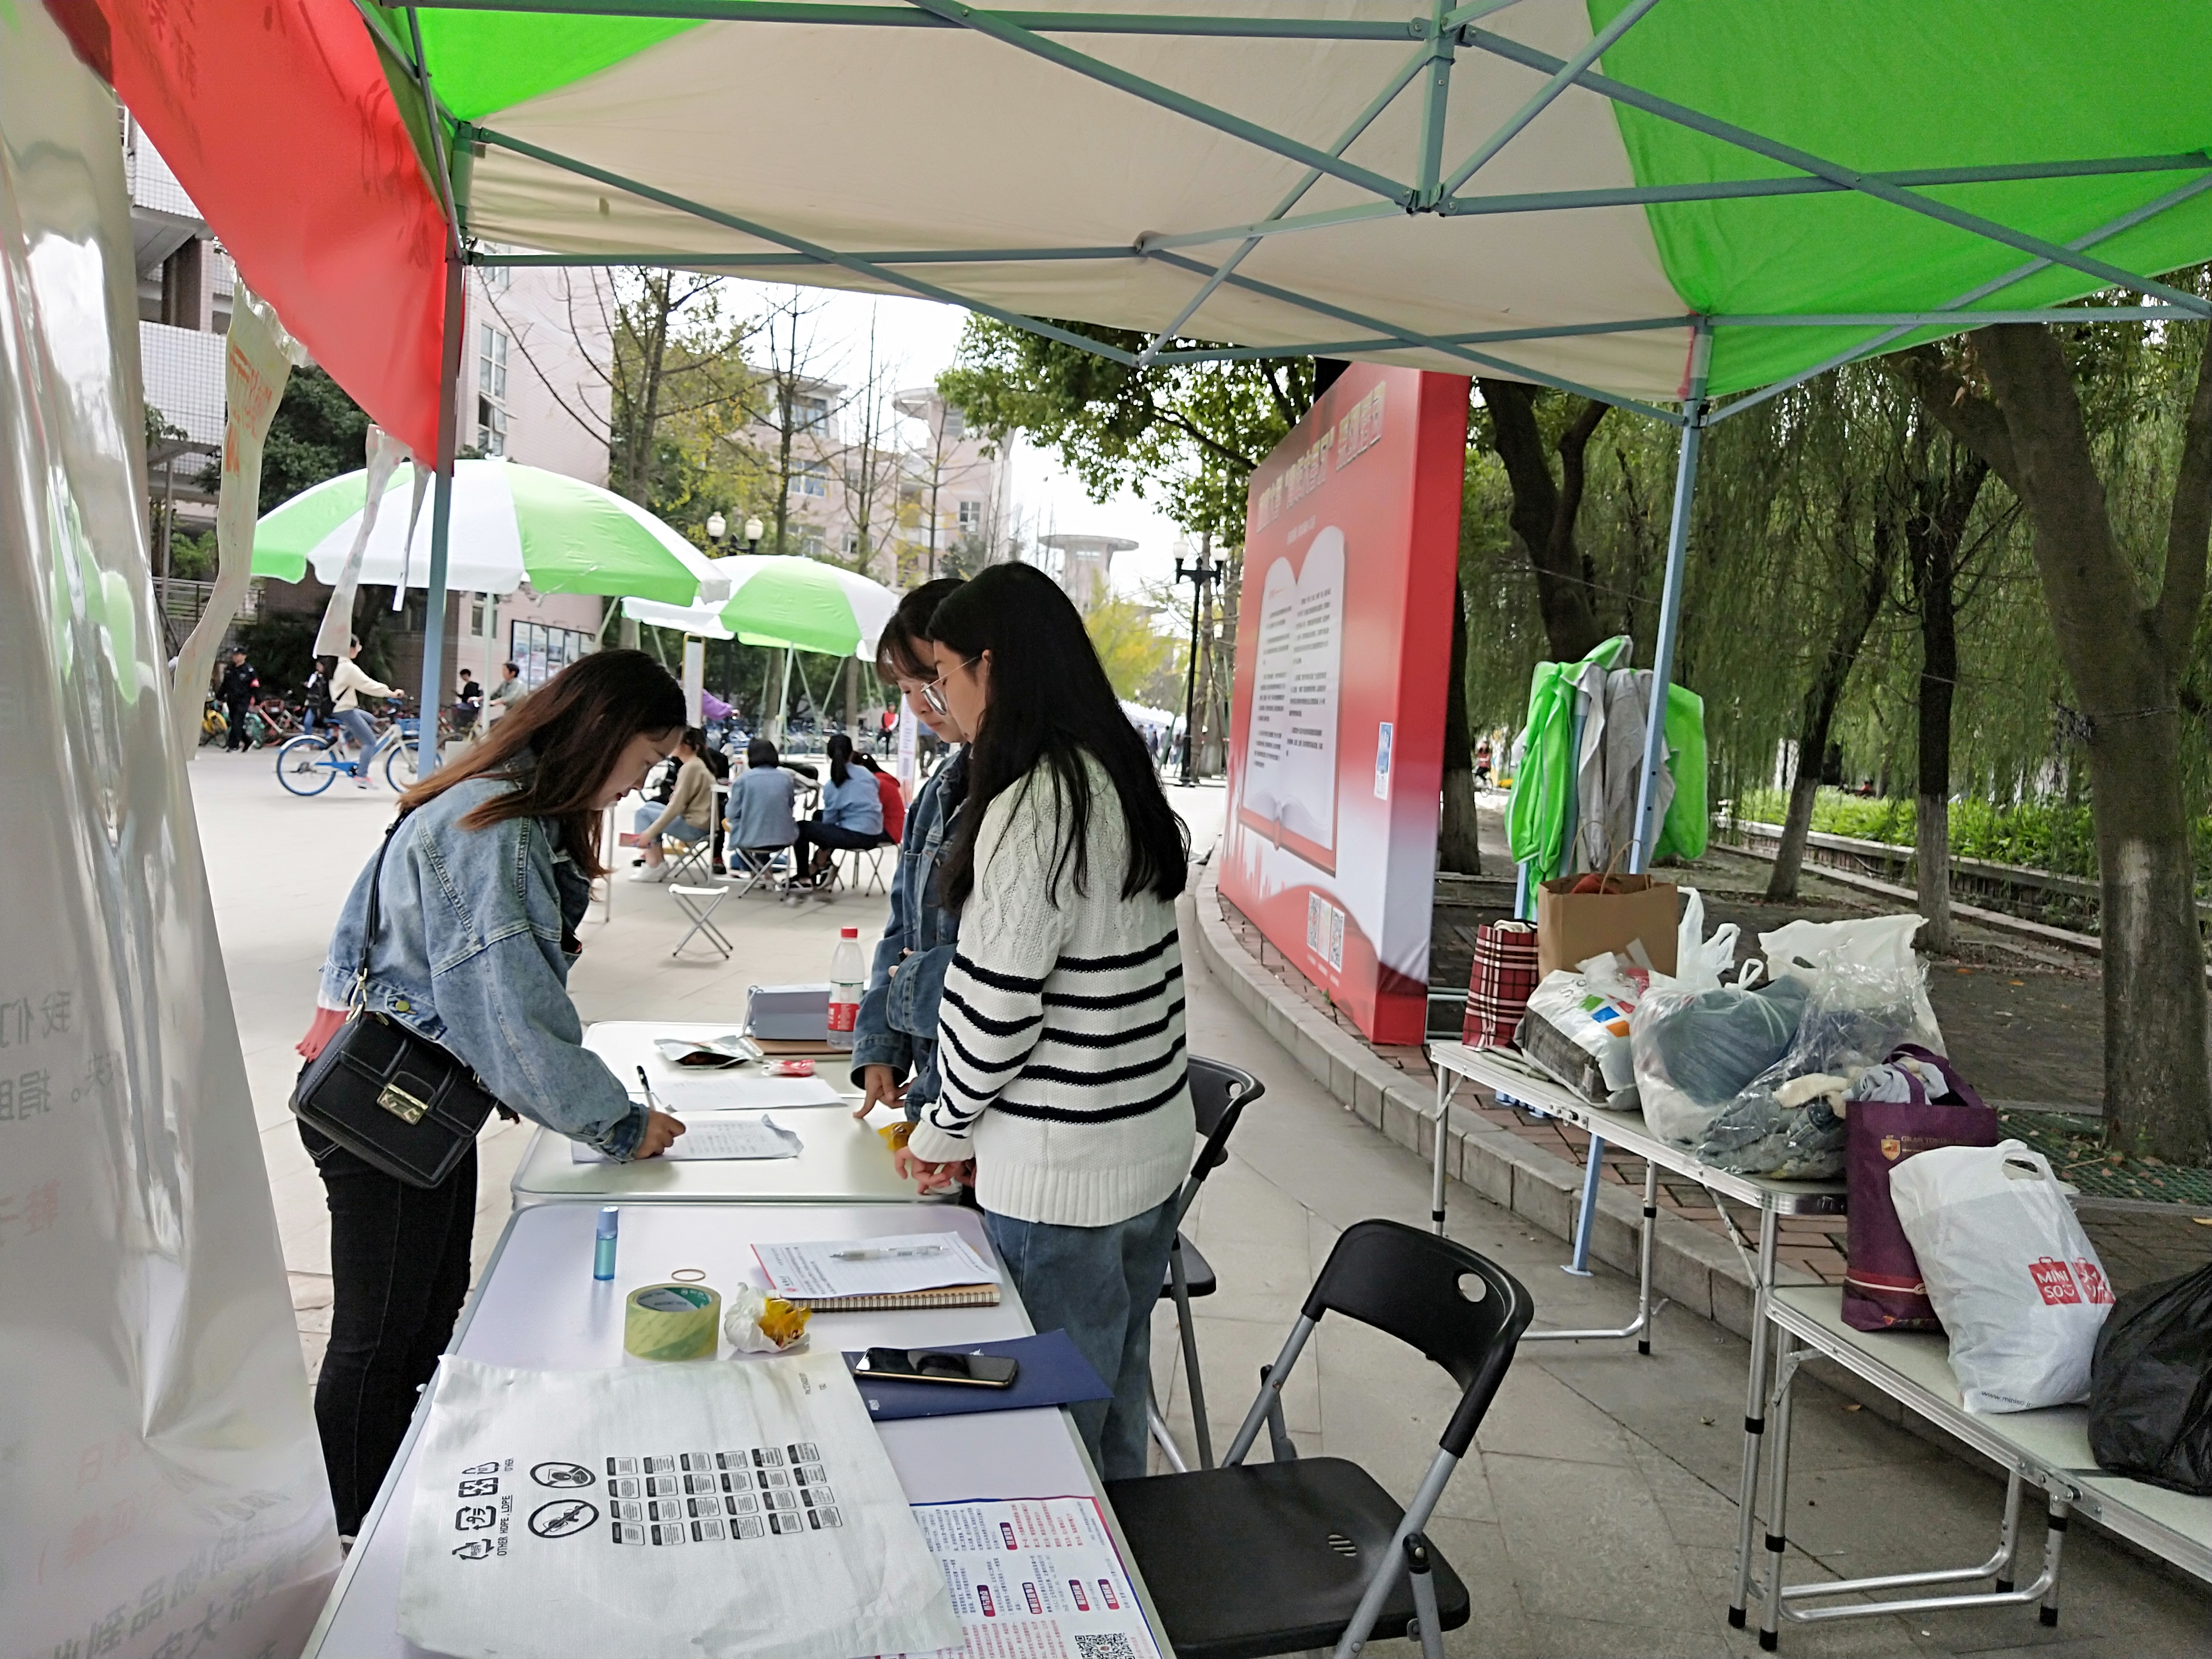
[1633,973,1807,1146]
[1694,958,1932,1179]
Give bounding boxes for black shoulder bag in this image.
[290,816,499,1188]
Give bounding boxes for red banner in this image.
[1220,367,1468,1045]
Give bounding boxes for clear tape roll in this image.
[625,1282,721,1361]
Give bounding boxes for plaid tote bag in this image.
[1462,919,1539,1047]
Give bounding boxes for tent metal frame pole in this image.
[1135,38,1436,366]
[893,0,1415,206]
[469,127,1147,366]
[1437,0,1661,201]
[408,5,467,780]
[1627,322,1710,875]
[1462,28,2212,320]
[416,0,1436,40]
[1704,169,2212,426]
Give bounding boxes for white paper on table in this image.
[572,1114,805,1163]
[398,1354,962,1659]
[880,1497,1166,1659]
[755,1233,999,1300]
[639,1070,847,1111]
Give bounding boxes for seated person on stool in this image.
[629,727,714,883]
[727,737,799,874]
[792,733,884,888]
[854,748,906,842]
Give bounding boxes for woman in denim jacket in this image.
[852,580,970,1128]
[294,649,688,1536]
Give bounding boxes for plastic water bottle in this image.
[828,926,863,1052]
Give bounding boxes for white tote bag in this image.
[1888,1140,2116,1412]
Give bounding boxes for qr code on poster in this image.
[1073,1635,1139,1659]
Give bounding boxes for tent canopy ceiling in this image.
[72,0,2212,449]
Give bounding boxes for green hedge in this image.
[1734,787,2212,884]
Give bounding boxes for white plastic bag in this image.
[1888,1141,2116,1412]
[1519,967,1641,1105]
[1759,914,1944,1053]
[1664,888,1741,994]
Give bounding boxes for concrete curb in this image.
[1184,862,1809,1344]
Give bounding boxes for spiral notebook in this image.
[753,1233,1002,1311]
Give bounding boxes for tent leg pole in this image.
[1627,324,1712,876]
[416,248,465,779]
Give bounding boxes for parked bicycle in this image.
[274,702,422,795]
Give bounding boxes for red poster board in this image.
[1219,367,1468,1045]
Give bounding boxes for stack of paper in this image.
[754,1234,1000,1311]
[572,1115,805,1164]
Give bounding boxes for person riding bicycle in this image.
[331,637,400,788]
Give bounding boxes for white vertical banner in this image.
[895,699,918,791]
[0,13,339,1659]
[168,281,300,758]
[682,635,706,728]
[313,425,413,658]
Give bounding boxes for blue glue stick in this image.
[594,1206,619,1281]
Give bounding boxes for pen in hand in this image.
[636,1065,661,1112]
[831,1245,949,1262]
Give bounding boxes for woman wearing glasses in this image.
[898,562,1192,1481]
[851,579,969,1129]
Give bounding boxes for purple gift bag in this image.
[1841,1045,2001,1333]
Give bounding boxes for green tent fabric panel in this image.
[727,563,863,658]
[501,463,699,604]
[1585,0,2212,395]
[412,11,699,121]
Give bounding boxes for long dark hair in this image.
[876,577,964,681]
[826,732,854,786]
[398,648,684,879]
[931,563,1186,911]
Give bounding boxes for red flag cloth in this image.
[46,0,447,457]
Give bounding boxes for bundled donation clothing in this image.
[1839,1046,1998,1332]
[1688,916,1940,1180]
[1889,1142,2115,1412]
[2088,1260,2212,1494]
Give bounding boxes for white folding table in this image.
[1757,1284,2212,1649]
[1427,1040,1846,1630]
[507,1021,925,1206]
[301,1202,1172,1658]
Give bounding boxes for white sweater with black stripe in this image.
[908,754,1193,1227]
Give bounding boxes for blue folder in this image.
[842,1329,1111,1421]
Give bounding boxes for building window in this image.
[799,532,826,560]
[792,394,830,433]
[956,499,982,533]
[942,407,966,440]
[509,620,592,690]
[792,462,829,498]
[477,247,511,293]
[477,325,509,455]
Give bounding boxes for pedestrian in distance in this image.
[292,648,689,1539]
[791,732,885,892]
[330,636,400,786]
[486,659,528,726]
[217,646,260,751]
[895,561,1193,1482]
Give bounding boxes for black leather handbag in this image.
[291,816,497,1188]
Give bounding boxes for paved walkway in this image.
[189,755,2206,1655]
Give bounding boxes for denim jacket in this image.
[318,768,647,1158]
[850,749,965,1114]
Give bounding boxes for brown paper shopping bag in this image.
[1535,873,1679,980]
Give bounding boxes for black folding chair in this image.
[1108,1220,1533,1659]
[1148,1057,1265,1473]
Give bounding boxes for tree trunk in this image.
[1438,572,1484,873]
[1902,323,2211,1160]
[1768,523,1894,902]
[1476,379,1609,661]
[1914,602,1958,953]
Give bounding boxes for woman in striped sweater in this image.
[902,562,1192,1480]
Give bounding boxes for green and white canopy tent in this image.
[97,0,2212,801]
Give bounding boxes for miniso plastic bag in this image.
[1694,957,1927,1178]
[1890,1142,2115,1412]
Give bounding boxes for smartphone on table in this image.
[856,1347,1020,1388]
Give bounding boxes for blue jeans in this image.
[633,804,706,844]
[984,1196,1178,1481]
[332,709,379,773]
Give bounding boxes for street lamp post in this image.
[1173,534,1214,786]
[705,512,765,555]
